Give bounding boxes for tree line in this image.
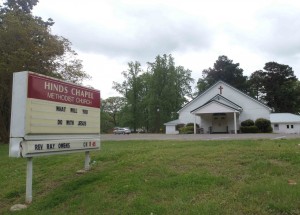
[102,55,300,133]
[0,0,90,143]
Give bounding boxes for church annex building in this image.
[164,80,300,134]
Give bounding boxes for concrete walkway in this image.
[101,133,300,141]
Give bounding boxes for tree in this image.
[195,78,209,95]
[198,55,248,93]
[136,72,152,132]
[294,81,300,113]
[3,0,39,13]
[248,70,265,100]
[113,61,143,132]
[147,54,194,132]
[0,1,90,142]
[101,96,126,126]
[248,62,299,113]
[100,110,114,134]
[112,54,194,133]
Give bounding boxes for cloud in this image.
[32,0,300,98]
[259,6,300,57]
[51,2,213,62]
[221,2,300,58]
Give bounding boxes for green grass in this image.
[1,139,300,214]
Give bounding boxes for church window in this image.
[287,125,290,129]
[274,124,279,130]
[291,125,294,129]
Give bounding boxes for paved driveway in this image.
[101,133,300,141]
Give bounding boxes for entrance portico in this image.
[191,99,241,134]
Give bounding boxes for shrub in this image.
[240,119,257,133]
[241,119,255,127]
[186,123,199,128]
[178,123,200,134]
[240,126,259,133]
[255,118,273,133]
[179,125,194,134]
[176,123,185,131]
[265,125,273,133]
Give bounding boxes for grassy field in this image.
[1,139,300,214]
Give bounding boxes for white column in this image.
[26,157,33,204]
[194,114,196,134]
[234,112,237,134]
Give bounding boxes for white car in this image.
[113,128,131,135]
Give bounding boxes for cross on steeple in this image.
[218,86,223,94]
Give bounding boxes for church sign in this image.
[9,71,101,204]
[9,71,101,157]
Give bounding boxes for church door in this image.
[212,113,227,133]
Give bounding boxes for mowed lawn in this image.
[1,139,300,215]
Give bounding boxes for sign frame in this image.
[9,71,101,158]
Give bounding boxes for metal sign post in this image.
[25,157,33,204]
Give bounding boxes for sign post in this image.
[9,71,101,204]
[85,151,91,171]
[25,157,33,204]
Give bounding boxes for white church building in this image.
[164,80,300,134]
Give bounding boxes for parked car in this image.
[113,127,131,135]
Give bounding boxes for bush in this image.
[240,119,257,133]
[179,125,194,134]
[255,118,273,133]
[186,123,199,128]
[241,119,255,127]
[265,125,273,133]
[240,126,259,133]
[176,123,185,131]
[178,123,201,134]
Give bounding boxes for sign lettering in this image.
[66,120,74,125]
[28,74,100,108]
[34,144,43,150]
[58,143,70,148]
[70,108,77,113]
[46,144,55,149]
[56,106,66,112]
[78,121,87,126]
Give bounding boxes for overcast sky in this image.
[32,0,300,99]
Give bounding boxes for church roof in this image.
[270,113,300,123]
[191,99,241,114]
[178,80,271,113]
[164,119,182,125]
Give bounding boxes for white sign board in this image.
[9,71,101,157]
[21,139,100,157]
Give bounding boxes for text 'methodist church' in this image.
[164,80,300,134]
